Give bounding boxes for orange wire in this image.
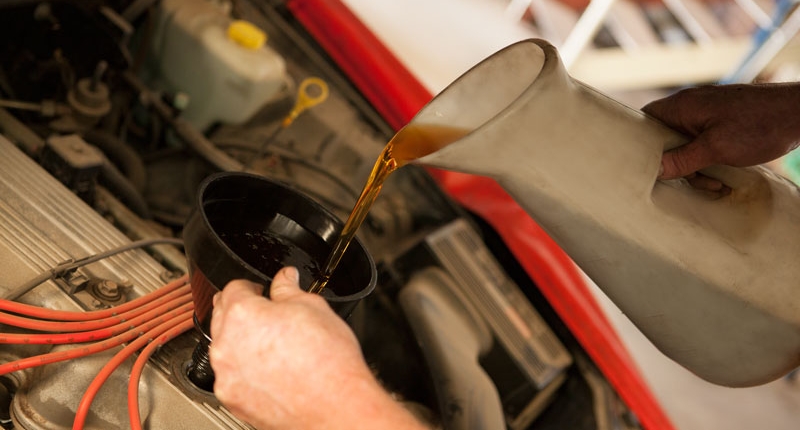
[72,310,194,430]
[0,282,191,332]
[0,287,191,344]
[0,274,188,321]
[0,302,193,376]
[127,317,195,430]
[0,276,197,429]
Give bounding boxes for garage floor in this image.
[342,0,800,427]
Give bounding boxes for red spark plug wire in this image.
[0,274,188,321]
[0,283,191,333]
[0,287,191,344]
[127,317,195,430]
[0,301,194,376]
[0,274,199,429]
[72,310,194,430]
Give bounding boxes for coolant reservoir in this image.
[152,0,288,130]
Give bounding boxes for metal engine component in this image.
[39,134,104,203]
[0,1,648,429]
[12,348,153,430]
[0,135,249,429]
[65,74,112,127]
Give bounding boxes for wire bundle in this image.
[0,274,194,430]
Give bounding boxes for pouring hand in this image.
[209,267,427,430]
[642,83,800,188]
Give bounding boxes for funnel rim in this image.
[193,171,377,302]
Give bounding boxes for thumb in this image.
[268,266,303,302]
[660,135,716,179]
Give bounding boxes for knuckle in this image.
[671,156,692,176]
[300,292,329,308]
[225,300,255,325]
[660,154,683,178]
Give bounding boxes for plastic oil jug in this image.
[150,0,288,130]
[411,38,800,388]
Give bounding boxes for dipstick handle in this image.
[281,77,329,128]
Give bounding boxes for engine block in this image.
[0,134,246,429]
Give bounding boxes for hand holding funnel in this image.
[182,173,376,391]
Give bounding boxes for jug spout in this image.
[414,38,800,387]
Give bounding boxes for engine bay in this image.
[0,1,644,429]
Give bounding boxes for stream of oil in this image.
[307,123,469,294]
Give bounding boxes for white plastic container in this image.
[414,39,800,388]
[152,0,288,130]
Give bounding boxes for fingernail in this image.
[284,266,299,283]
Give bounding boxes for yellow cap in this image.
[227,20,266,50]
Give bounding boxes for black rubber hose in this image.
[98,155,152,220]
[83,129,147,193]
[121,71,245,172]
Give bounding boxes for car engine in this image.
[0,1,645,429]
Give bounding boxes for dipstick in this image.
[281,77,329,128]
[245,77,329,170]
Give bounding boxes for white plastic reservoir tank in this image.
[151,0,289,130]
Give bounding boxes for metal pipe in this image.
[121,71,245,172]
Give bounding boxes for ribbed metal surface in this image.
[0,134,168,298]
[426,219,572,388]
[0,135,242,429]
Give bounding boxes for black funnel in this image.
[182,172,377,390]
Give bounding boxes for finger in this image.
[686,173,724,191]
[217,279,265,310]
[642,98,675,124]
[211,280,265,339]
[268,267,303,302]
[660,135,717,180]
[642,95,691,134]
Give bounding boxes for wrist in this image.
[326,371,428,430]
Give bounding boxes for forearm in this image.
[244,369,429,430]
[336,375,429,430]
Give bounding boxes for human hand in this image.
[209,267,426,430]
[642,83,800,188]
